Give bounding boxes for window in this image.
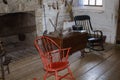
[73,0,104,12]
[81,0,103,7]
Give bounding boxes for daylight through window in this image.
[82,0,103,7]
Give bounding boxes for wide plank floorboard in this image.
[77,47,120,80]
[3,44,120,80]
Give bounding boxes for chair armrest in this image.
[60,48,71,59]
[92,30,103,38]
[93,30,103,33]
[48,47,71,59]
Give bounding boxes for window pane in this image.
[83,0,88,5]
[79,0,84,6]
[96,0,102,5]
[90,0,95,5]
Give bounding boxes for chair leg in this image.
[55,71,59,80]
[44,72,48,80]
[1,63,5,80]
[101,43,104,50]
[81,50,85,57]
[7,65,10,74]
[67,67,75,80]
[88,42,105,51]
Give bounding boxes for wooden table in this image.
[45,31,88,56]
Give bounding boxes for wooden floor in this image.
[3,44,120,80]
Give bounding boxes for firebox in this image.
[0,11,37,52]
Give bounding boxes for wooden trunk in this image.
[45,32,88,55]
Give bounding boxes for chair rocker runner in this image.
[34,36,75,80]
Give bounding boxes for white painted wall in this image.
[42,0,119,44]
[42,0,70,34]
[73,0,119,44]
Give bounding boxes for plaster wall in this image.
[42,0,71,34]
[42,0,119,44]
[73,0,119,43]
[0,0,119,44]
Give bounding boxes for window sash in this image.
[83,0,103,7]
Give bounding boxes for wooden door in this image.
[116,1,120,44]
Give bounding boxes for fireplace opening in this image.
[0,11,37,59]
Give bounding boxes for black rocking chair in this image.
[74,15,106,51]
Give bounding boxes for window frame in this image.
[73,0,105,13]
[83,0,103,7]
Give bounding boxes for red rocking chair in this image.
[34,36,75,80]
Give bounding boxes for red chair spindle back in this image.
[34,36,74,80]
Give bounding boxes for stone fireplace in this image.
[0,0,43,54]
[0,11,36,37]
[0,11,37,53]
